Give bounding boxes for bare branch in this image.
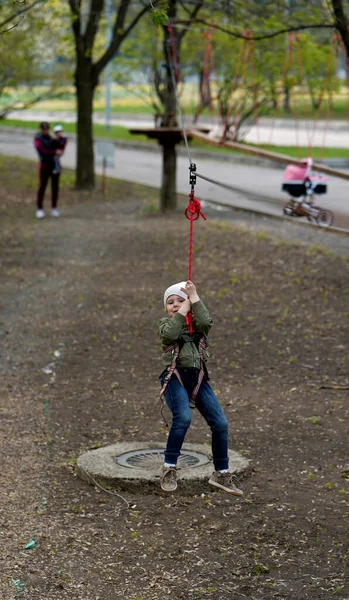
[174,17,336,41]
[93,0,154,77]
[0,89,70,119]
[84,0,104,48]
[178,0,204,42]
[0,0,44,35]
[331,0,349,49]
[68,0,79,15]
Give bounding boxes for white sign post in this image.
[95,141,115,195]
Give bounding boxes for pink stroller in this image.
[281,158,333,226]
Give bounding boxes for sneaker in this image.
[36,209,45,219]
[51,209,60,218]
[208,471,243,496]
[160,466,178,492]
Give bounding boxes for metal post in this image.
[102,156,107,195]
[105,0,113,132]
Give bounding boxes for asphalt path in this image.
[0,129,348,229]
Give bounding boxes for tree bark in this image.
[68,0,150,190]
[159,0,204,212]
[331,0,349,59]
[160,0,179,213]
[76,68,96,189]
[160,143,177,211]
[283,86,291,114]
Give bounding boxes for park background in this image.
[0,1,349,599]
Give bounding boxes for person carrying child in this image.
[158,280,243,496]
[33,122,67,219]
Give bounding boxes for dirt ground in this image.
[0,156,348,600]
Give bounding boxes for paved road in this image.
[0,129,348,229]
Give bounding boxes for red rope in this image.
[208,34,224,127]
[308,34,338,153]
[221,35,247,142]
[345,41,349,128]
[184,192,206,334]
[231,37,252,141]
[206,30,214,119]
[167,25,180,83]
[268,33,291,146]
[295,33,312,154]
[288,33,301,158]
[195,31,212,125]
[319,40,340,163]
[248,35,260,147]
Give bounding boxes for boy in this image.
[158,280,243,496]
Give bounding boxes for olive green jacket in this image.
[158,300,213,370]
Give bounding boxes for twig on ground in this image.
[319,385,349,390]
[78,466,130,508]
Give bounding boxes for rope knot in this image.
[184,193,207,222]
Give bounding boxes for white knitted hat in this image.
[164,281,188,308]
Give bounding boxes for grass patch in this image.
[0,119,154,144]
[244,143,349,160]
[0,154,75,192]
[0,153,165,212]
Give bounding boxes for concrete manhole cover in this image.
[115,448,210,469]
[76,441,249,494]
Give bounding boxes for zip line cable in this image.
[164,24,299,217]
[166,23,206,334]
[166,26,192,166]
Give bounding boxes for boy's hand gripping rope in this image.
[185,163,206,335]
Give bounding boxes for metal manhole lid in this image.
[115,448,210,469]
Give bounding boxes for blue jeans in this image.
[161,368,229,471]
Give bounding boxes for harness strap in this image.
[159,343,183,401]
[159,338,207,421]
[159,343,183,426]
[190,338,207,404]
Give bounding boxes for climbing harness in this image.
[158,170,207,421]
[159,337,209,425]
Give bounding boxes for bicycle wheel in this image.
[283,203,293,216]
[316,210,333,227]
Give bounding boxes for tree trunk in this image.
[75,66,96,189]
[283,86,291,114]
[194,68,210,122]
[331,0,349,60]
[160,0,179,213]
[160,143,177,211]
